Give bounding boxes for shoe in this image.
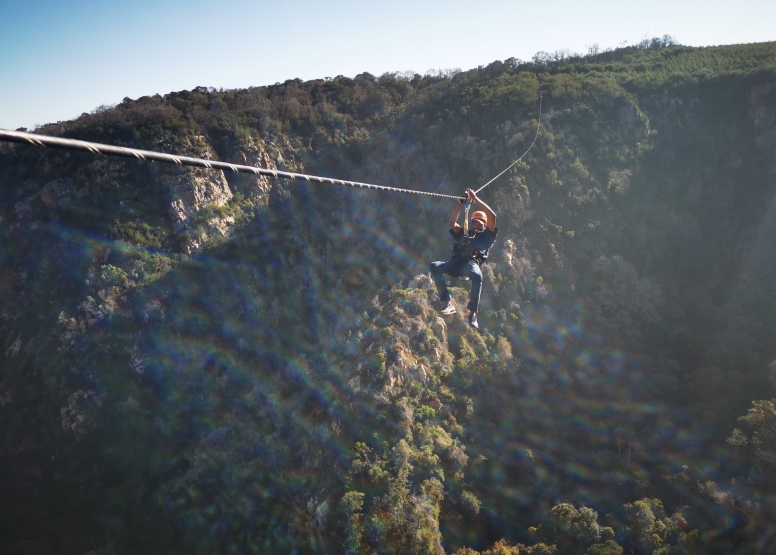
[440,301,457,315]
[467,313,479,329]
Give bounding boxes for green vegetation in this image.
[0,40,775,554]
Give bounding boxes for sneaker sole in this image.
[441,307,457,315]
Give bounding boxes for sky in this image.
[1,0,774,131]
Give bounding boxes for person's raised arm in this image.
[467,188,497,231]
[449,201,463,232]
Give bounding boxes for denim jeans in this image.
[430,257,484,312]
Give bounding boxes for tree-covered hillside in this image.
[1,40,776,555]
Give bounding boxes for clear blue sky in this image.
[1,0,774,130]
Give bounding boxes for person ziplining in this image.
[0,94,541,327]
[430,188,498,329]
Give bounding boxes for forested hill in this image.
[1,40,776,555]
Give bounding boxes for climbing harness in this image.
[0,91,542,201]
[0,129,464,201]
[475,91,543,195]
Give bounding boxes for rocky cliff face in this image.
[164,135,233,222]
[231,135,289,197]
[164,163,233,252]
[167,133,302,254]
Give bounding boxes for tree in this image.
[622,498,699,555]
[728,400,776,491]
[529,503,617,555]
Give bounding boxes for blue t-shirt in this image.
[449,227,499,263]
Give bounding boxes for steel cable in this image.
[0,129,465,201]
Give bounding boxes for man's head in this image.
[471,211,487,231]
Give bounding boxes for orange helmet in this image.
[471,211,488,225]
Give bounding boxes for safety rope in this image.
[475,92,543,195]
[0,129,465,201]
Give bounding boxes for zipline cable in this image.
[0,129,465,201]
[474,91,543,195]
[1,90,543,202]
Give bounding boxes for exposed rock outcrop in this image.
[160,135,234,254]
[232,136,279,198]
[165,165,232,232]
